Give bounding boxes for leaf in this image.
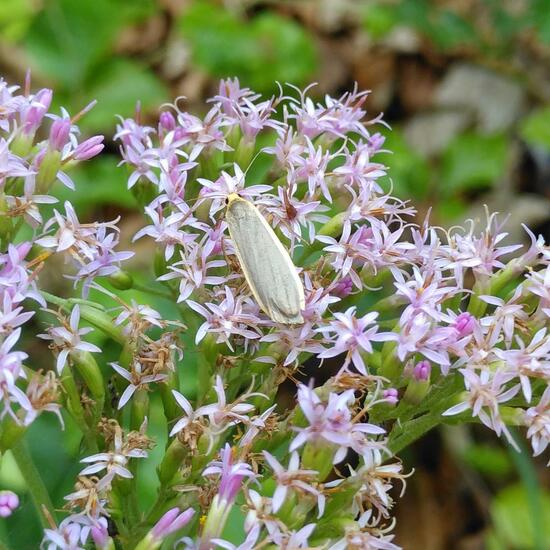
[362,3,399,39]
[520,107,550,150]
[428,10,478,51]
[531,0,550,44]
[489,484,550,549]
[0,0,36,42]
[440,132,508,195]
[24,0,158,88]
[25,0,124,87]
[462,444,513,478]
[81,59,168,133]
[178,2,317,94]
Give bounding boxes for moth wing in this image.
[226,198,305,324]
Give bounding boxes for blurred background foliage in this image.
[1,1,550,548]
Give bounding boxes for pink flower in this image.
[203,444,257,503]
[263,451,324,517]
[317,307,392,375]
[291,384,385,464]
[443,368,520,448]
[524,387,550,461]
[38,306,101,375]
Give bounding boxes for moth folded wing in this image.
[225,196,305,325]
[266,291,304,325]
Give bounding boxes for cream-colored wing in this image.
[226,196,305,325]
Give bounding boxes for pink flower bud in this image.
[454,312,475,336]
[0,491,19,517]
[73,136,104,160]
[49,118,71,151]
[152,507,195,540]
[383,388,399,405]
[332,276,353,298]
[159,111,176,132]
[413,360,431,381]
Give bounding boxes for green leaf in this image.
[24,0,159,89]
[81,58,168,132]
[531,0,550,44]
[428,10,478,50]
[462,444,513,478]
[520,107,550,150]
[489,484,550,549]
[0,0,36,42]
[440,132,508,195]
[25,0,124,87]
[362,3,398,39]
[178,2,317,93]
[250,13,318,88]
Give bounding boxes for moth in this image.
[225,193,305,324]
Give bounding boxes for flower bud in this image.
[107,269,133,290]
[404,361,431,405]
[383,388,399,405]
[454,312,475,336]
[72,350,105,413]
[332,276,353,298]
[235,135,255,168]
[413,360,431,381]
[73,135,104,161]
[134,508,195,550]
[158,438,189,486]
[0,491,19,517]
[301,441,336,481]
[159,111,176,133]
[49,118,71,151]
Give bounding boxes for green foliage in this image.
[82,59,169,133]
[487,484,550,549]
[23,0,167,132]
[54,156,133,214]
[363,0,550,54]
[363,0,478,51]
[440,132,508,196]
[378,129,509,221]
[378,129,431,200]
[462,444,513,478]
[178,1,318,93]
[530,0,550,44]
[0,0,36,42]
[520,107,550,151]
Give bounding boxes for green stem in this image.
[507,430,546,550]
[386,374,464,454]
[11,440,55,528]
[41,291,125,344]
[131,283,173,300]
[388,413,442,455]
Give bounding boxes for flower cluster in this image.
[0,75,549,549]
[0,75,113,435]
